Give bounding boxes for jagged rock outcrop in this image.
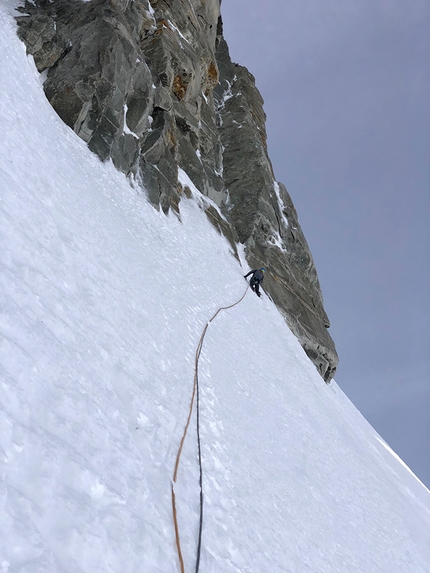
[16,0,338,381]
[214,27,338,381]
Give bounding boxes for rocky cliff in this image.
[16,0,338,381]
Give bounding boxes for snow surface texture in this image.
[1,4,429,572]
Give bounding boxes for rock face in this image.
[16,0,338,381]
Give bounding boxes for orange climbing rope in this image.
[171,284,249,573]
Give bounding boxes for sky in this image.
[1,4,430,567]
[221,0,430,487]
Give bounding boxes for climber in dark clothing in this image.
[244,268,266,297]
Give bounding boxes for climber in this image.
[244,267,266,297]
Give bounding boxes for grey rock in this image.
[16,0,338,381]
[153,85,173,111]
[111,134,140,175]
[214,23,338,381]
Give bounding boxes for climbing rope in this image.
[171,284,249,573]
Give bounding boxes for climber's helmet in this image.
[260,267,266,273]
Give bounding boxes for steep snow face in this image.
[1,4,429,573]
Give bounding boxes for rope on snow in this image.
[171,284,249,573]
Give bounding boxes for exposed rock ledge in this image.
[16,0,338,381]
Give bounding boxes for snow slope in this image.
[1,4,429,572]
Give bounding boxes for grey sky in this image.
[221,0,430,487]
